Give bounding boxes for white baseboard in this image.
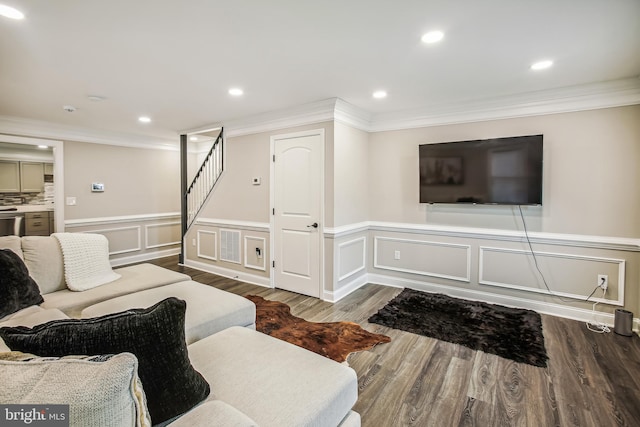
[366,273,639,333]
[324,274,369,302]
[183,259,272,288]
[110,248,180,268]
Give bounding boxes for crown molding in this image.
[217,99,338,138]
[2,78,638,147]
[369,77,640,132]
[0,115,178,150]
[333,98,372,131]
[194,78,640,138]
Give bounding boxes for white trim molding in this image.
[366,273,639,332]
[194,217,270,232]
[0,115,177,150]
[244,235,267,271]
[5,78,639,152]
[337,236,367,281]
[374,236,471,283]
[65,212,180,228]
[324,274,369,303]
[110,248,180,268]
[196,230,217,261]
[144,222,181,249]
[85,225,142,256]
[369,77,640,132]
[479,246,625,306]
[324,221,640,252]
[186,78,640,141]
[182,258,271,288]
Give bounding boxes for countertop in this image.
[0,205,54,213]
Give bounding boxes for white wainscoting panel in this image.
[87,226,142,256]
[338,237,366,281]
[197,230,217,261]
[479,246,625,306]
[374,236,471,282]
[145,222,181,249]
[244,236,267,271]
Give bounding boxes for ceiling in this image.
[1,0,639,146]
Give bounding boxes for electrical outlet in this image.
[394,250,400,260]
[192,238,196,247]
[597,274,608,290]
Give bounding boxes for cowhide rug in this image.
[245,295,391,363]
[368,288,548,367]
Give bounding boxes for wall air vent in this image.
[220,229,241,264]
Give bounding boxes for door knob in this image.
[307,222,318,229]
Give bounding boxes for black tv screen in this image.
[419,135,543,205]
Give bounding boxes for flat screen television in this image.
[419,134,543,205]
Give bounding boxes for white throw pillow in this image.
[0,352,151,427]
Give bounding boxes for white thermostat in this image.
[91,182,105,192]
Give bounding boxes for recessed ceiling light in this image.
[421,30,444,44]
[373,90,387,99]
[138,116,151,123]
[531,60,553,70]
[0,4,24,20]
[190,136,199,141]
[37,145,48,149]
[87,95,106,102]
[228,88,243,96]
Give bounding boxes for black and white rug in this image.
[368,288,548,367]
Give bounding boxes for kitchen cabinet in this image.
[0,160,21,192]
[20,162,44,192]
[25,211,51,236]
[0,160,46,193]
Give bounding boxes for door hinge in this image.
[272,208,275,215]
[272,154,275,162]
[272,260,275,268]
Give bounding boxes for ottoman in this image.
[81,281,256,345]
[186,326,361,427]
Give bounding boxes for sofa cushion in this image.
[166,401,259,427]
[0,352,151,427]
[21,236,66,294]
[0,308,68,352]
[0,249,44,318]
[40,263,191,317]
[81,280,256,344]
[188,326,358,427]
[0,297,210,425]
[0,235,23,259]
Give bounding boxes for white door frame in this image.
[0,134,65,233]
[269,128,325,297]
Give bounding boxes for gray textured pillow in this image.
[0,298,210,424]
[0,352,151,427]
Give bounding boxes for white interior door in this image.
[271,129,323,298]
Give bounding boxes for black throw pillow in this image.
[0,297,210,424]
[0,248,44,318]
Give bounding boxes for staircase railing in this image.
[180,128,224,262]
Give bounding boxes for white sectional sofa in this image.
[0,235,360,427]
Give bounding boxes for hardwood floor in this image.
[148,256,640,427]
